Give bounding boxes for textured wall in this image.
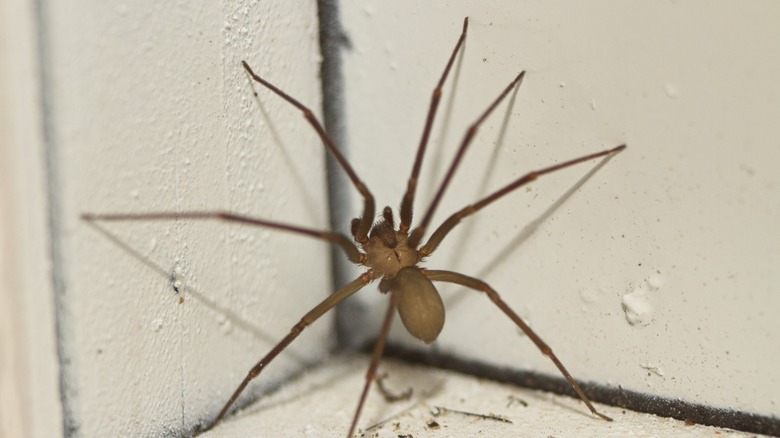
[48,1,330,436]
[340,0,780,419]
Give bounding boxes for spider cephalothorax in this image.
[357,206,444,344]
[360,207,420,278]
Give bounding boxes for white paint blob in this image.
[621,275,663,326]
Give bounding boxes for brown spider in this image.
[83,17,624,437]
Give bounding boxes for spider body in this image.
[382,266,445,344]
[361,208,420,279]
[83,16,625,437]
[362,207,446,344]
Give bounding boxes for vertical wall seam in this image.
[32,0,75,435]
[316,0,361,348]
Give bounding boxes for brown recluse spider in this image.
[82,17,625,437]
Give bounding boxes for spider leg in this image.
[81,211,364,263]
[420,144,625,256]
[408,71,526,248]
[347,290,398,437]
[424,269,613,422]
[203,271,373,432]
[241,61,375,243]
[399,17,469,233]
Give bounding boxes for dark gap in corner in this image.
[33,0,78,436]
[317,0,366,351]
[382,343,780,437]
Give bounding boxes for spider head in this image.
[363,207,420,277]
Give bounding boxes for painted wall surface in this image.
[0,0,62,437]
[48,1,330,436]
[339,1,780,419]
[17,1,779,436]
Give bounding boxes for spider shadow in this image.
[422,23,468,206]
[443,67,524,269]
[83,219,313,366]
[234,354,448,430]
[361,360,449,433]
[236,353,364,418]
[443,149,621,308]
[522,387,603,421]
[242,67,322,226]
[420,33,525,272]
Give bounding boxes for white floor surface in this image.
[201,354,759,438]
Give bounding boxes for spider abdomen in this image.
[390,267,445,344]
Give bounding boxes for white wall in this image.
[31,1,330,436]
[1,1,62,437]
[4,1,779,437]
[340,0,780,420]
